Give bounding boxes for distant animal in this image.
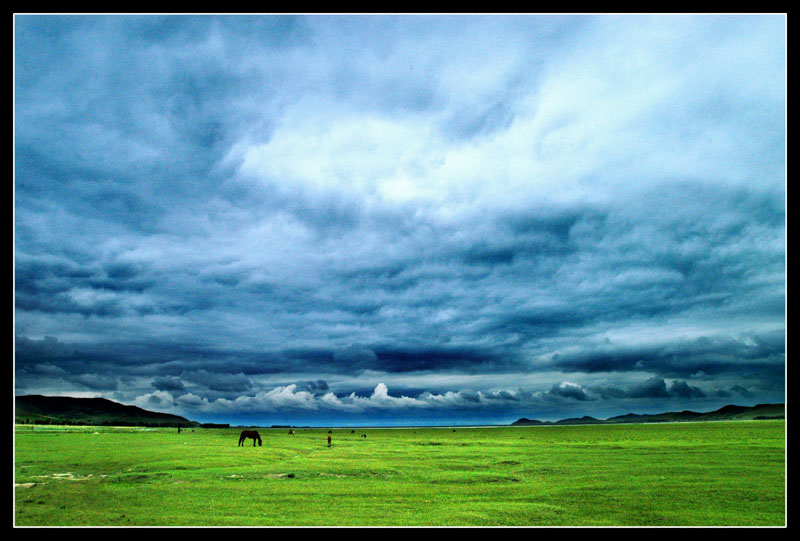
[327,435,332,446]
[362,434,366,438]
[351,430,355,433]
[288,429,294,435]
[238,430,262,447]
[328,430,332,434]
[177,427,181,434]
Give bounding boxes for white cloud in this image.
[134,390,176,410]
[166,383,539,416]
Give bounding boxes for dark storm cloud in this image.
[332,345,377,365]
[151,376,185,392]
[627,377,671,399]
[15,256,157,317]
[550,330,785,384]
[72,373,119,391]
[180,370,253,393]
[15,335,75,364]
[730,385,753,398]
[369,348,510,373]
[590,377,706,401]
[14,15,785,423]
[16,331,512,387]
[547,382,593,401]
[294,380,330,394]
[668,380,705,399]
[589,376,708,403]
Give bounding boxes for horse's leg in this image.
[253,437,256,447]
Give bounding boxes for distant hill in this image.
[555,415,600,425]
[15,394,200,428]
[512,403,785,426]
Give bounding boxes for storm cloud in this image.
[14,15,785,425]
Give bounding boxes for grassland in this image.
[14,420,785,526]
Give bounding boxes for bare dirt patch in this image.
[35,472,106,482]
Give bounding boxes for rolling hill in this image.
[512,402,785,426]
[15,394,200,427]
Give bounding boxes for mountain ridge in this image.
[512,402,785,426]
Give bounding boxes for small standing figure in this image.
[327,434,332,447]
[178,427,181,434]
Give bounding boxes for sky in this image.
[14,14,786,426]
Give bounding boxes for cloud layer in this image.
[15,15,785,425]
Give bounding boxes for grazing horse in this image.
[238,430,262,447]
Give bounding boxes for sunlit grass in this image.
[14,421,785,526]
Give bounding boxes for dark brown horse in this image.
[238,430,262,447]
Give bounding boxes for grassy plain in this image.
[14,420,785,526]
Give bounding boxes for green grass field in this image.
[14,420,785,526]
